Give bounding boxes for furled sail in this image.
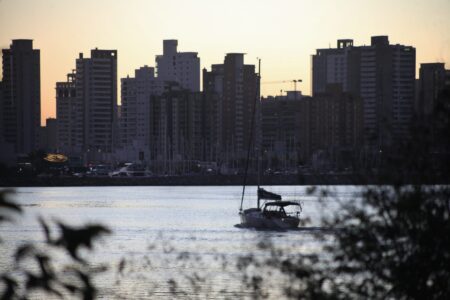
[258,188,282,201]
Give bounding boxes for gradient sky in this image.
[1,0,449,125]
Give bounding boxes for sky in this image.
[0,0,449,125]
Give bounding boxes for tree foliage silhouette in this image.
[0,190,110,300]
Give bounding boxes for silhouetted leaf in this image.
[1,275,18,300]
[75,270,96,300]
[62,283,78,294]
[15,243,35,262]
[55,223,111,262]
[38,216,52,244]
[25,271,62,298]
[0,190,21,216]
[118,258,126,275]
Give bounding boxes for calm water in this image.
[0,186,359,298]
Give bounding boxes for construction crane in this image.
[261,79,303,92]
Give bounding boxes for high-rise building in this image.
[56,71,82,156]
[203,54,259,167]
[1,39,41,154]
[38,118,57,152]
[0,81,3,143]
[149,85,216,174]
[156,40,200,92]
[75,49,118,159]
[312,39,356,95]
[418,63,447,116]
[120,66,164,162]
[300,85,363,170]
[0,81,15,166]
[260,92,302,169]
[312,36,416,149]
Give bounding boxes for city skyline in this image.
[1,0,449,125]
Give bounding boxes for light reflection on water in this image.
[1,186,358,298]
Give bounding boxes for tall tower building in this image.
[156,40,200,92]
[56,71,82,156]
[312,39,355,95]
[120,66,164,162]
[203,53,258,165]
[0,81,3,143]
[312,36,416,149]
[1,39,41,154]
[360,36,415,147]
[418,63,447,116]
[148,85,216,174]
[75,49,117,156]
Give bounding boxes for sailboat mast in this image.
[239,58,262,212]
[257,58,261,209]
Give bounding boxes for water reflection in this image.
[1,186,353,298]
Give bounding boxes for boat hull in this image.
[240,209,300,230]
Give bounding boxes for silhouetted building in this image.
[75,49,118,161]
[0,81,15,165]
[39,118,57,152]
[1,39,41,154]
[299,85,362,170]
[0,81,3,143]
[418,63,448,116]
[312,36,416,149]
[56,72,82,156]
[312,39,356,95]
[149,85,217,174]
[156,40,200,92]
[260,92,302,169]
[119,66,164,162]
[203,54,259,170]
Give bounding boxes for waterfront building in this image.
[75,49,118,161]
[260,92,302,170]
[56,72,83,156]
[39,118,57,152]
[149,84,217,174]
[312,39,356,95]
[299,85,363,170]
[119,66,164,163]
[312,36,416,149]
[156,40,200,92]
[1,39,41,155]
[203,53,259,170]
[0,81,3,144]
[0,81,15,165]
[418,63,448,116]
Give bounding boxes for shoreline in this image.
[1,174,447,187]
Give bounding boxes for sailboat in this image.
[239,188,302,230]
[237,59,302,230]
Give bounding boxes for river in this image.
[0,185,360,298]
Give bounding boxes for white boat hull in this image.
[240,208,300,230]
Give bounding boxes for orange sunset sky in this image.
[1,0,449,125]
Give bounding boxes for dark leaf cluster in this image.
[0,190,110,300]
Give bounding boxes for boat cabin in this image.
[262,201,301,218]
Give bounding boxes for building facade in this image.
[75,49,118,161]
[299,85,363,170]
[1,39,41,154]
[203,53,259,169]
[417,63,448,117]
[56,72,83,156]
[260,92,302,170]
[312,36,416,149]
[149,85,217,174]
[156,40,200,92]
[119,66,164,162]
[38,118,57,152]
